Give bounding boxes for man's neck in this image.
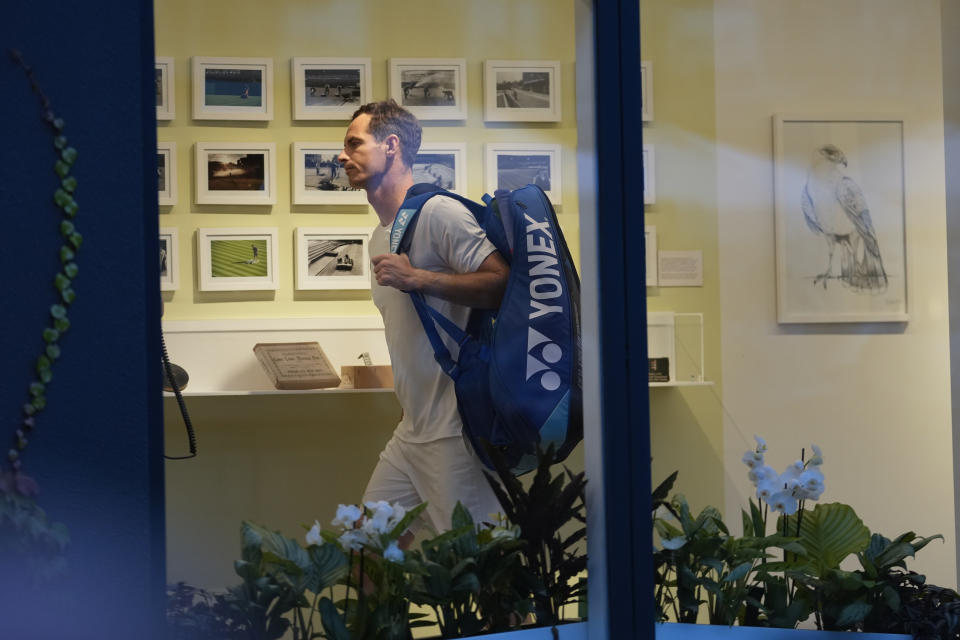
[367,168,414,227]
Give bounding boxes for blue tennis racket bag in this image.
[391,183,582,475]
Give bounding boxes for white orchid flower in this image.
[806,444,824,468]
[332,504,363,529]
[754,435,768,453]
[741,450,763,469]
[768,491,798,516]
[756,480,777,502]
[365,501,395,534]
[780,460,804,481]
[383,540,404,563]
[338,528,369,551]
[749,464,777,486]
[305,520,324,547]
[797,468,825,500]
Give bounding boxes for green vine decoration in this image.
[3,49,82,493]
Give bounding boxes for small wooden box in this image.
[253,342,341,390]
[340,365,394,389]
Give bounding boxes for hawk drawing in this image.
[801,144,887,292]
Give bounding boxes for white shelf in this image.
[649,381,714,388]
[163,387,393,398]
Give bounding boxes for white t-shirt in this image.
[370,195,496,443]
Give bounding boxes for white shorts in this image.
[362,433,504,533]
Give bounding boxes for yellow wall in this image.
[641,0,726,512]
[155,0,579,321]
[156,0,584,589]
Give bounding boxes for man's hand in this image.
[372,253,421,291]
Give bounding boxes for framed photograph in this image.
[291,142,365,205]
[643,144,655,205]
[413,142,467,195]
[483,60,561,122]
[389,58,467,121]
[645,225,658,287]
[484,143,561,205]
[192,57,273,121]
[197,227,279,291]
[295,227,371,290]
[157,142,177,206]
[156,56,175,120]
[641,60,653,122]
[195,142,276,205]
[159,227,179,291]
[773,114,908,323]
[291,57,371,120]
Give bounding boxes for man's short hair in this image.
[351,99,422,168]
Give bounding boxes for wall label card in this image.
[657,250,703,287]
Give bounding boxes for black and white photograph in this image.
[484,60,561,122]
[198,227,279,291]
[296,228,371,290]
[192,57,273,121]
[413,143,466,194]
[196,143,276,205]
[156,56,175,120]
[389,58,466,120]
[485,143,562,205]
[292,58,371,120]
[291,143,366,205]
[773,115,908,323]
[157,142,177,206]
[159,227,179,291]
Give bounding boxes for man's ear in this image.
[382,133,401,158]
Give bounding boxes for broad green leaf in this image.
[724,561,752,583]
[835,600,872,627]
[780,503,870,577]
[652,470,679,503]
[318,596,350,640]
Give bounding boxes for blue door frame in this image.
[0,0,649,637]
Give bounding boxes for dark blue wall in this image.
[0,2,165,638]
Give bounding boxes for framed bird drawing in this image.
[773,115,908,323]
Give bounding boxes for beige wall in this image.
[642,0,726,512]
[713,0,955,586]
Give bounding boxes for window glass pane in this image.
[645,0,958,624]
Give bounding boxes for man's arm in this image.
[371,250,509,309]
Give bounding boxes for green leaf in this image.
[46,344,61,360]
[54,160,70,177]
[724,561,753,583]
[64,200,78,217]
[305,542,348,593]
[54,189,72,207]
[43,328,59,343]
[318,597,350,640]
[59,221,75,237]
[29,382,45,397]
[652,470,678,503]
[61,147,78,164]
[60,247,75,263]
[61,288,76,304]
[54,273,71,292]
[54,135,67,150]
[835,600,872,627]
[69,232,83,249]
[64,263,79,279]
[61,176,77,193]
[780,503,870,577]
[54,317,70,333]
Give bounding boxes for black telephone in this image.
[161,298,197,460]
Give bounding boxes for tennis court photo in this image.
[210,239,268,278]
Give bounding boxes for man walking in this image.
[338,100,508,534]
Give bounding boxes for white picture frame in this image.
[773,114,908,324]
[159,227,179,291]
[192,56,273,121]
[195,142,276,206]
[483,59,561,122]
[643,144,655,205]
[484,142,561,205]
[641,60,653,122]
[197,227,279,291]
[295,227,371,291]
[291,142,366,205]
[291,57,372,121]
[389,58,467,121]
[157,142,177,206]
[645,225,658,287]
[413,142,467,195]
[155,56,175,121]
